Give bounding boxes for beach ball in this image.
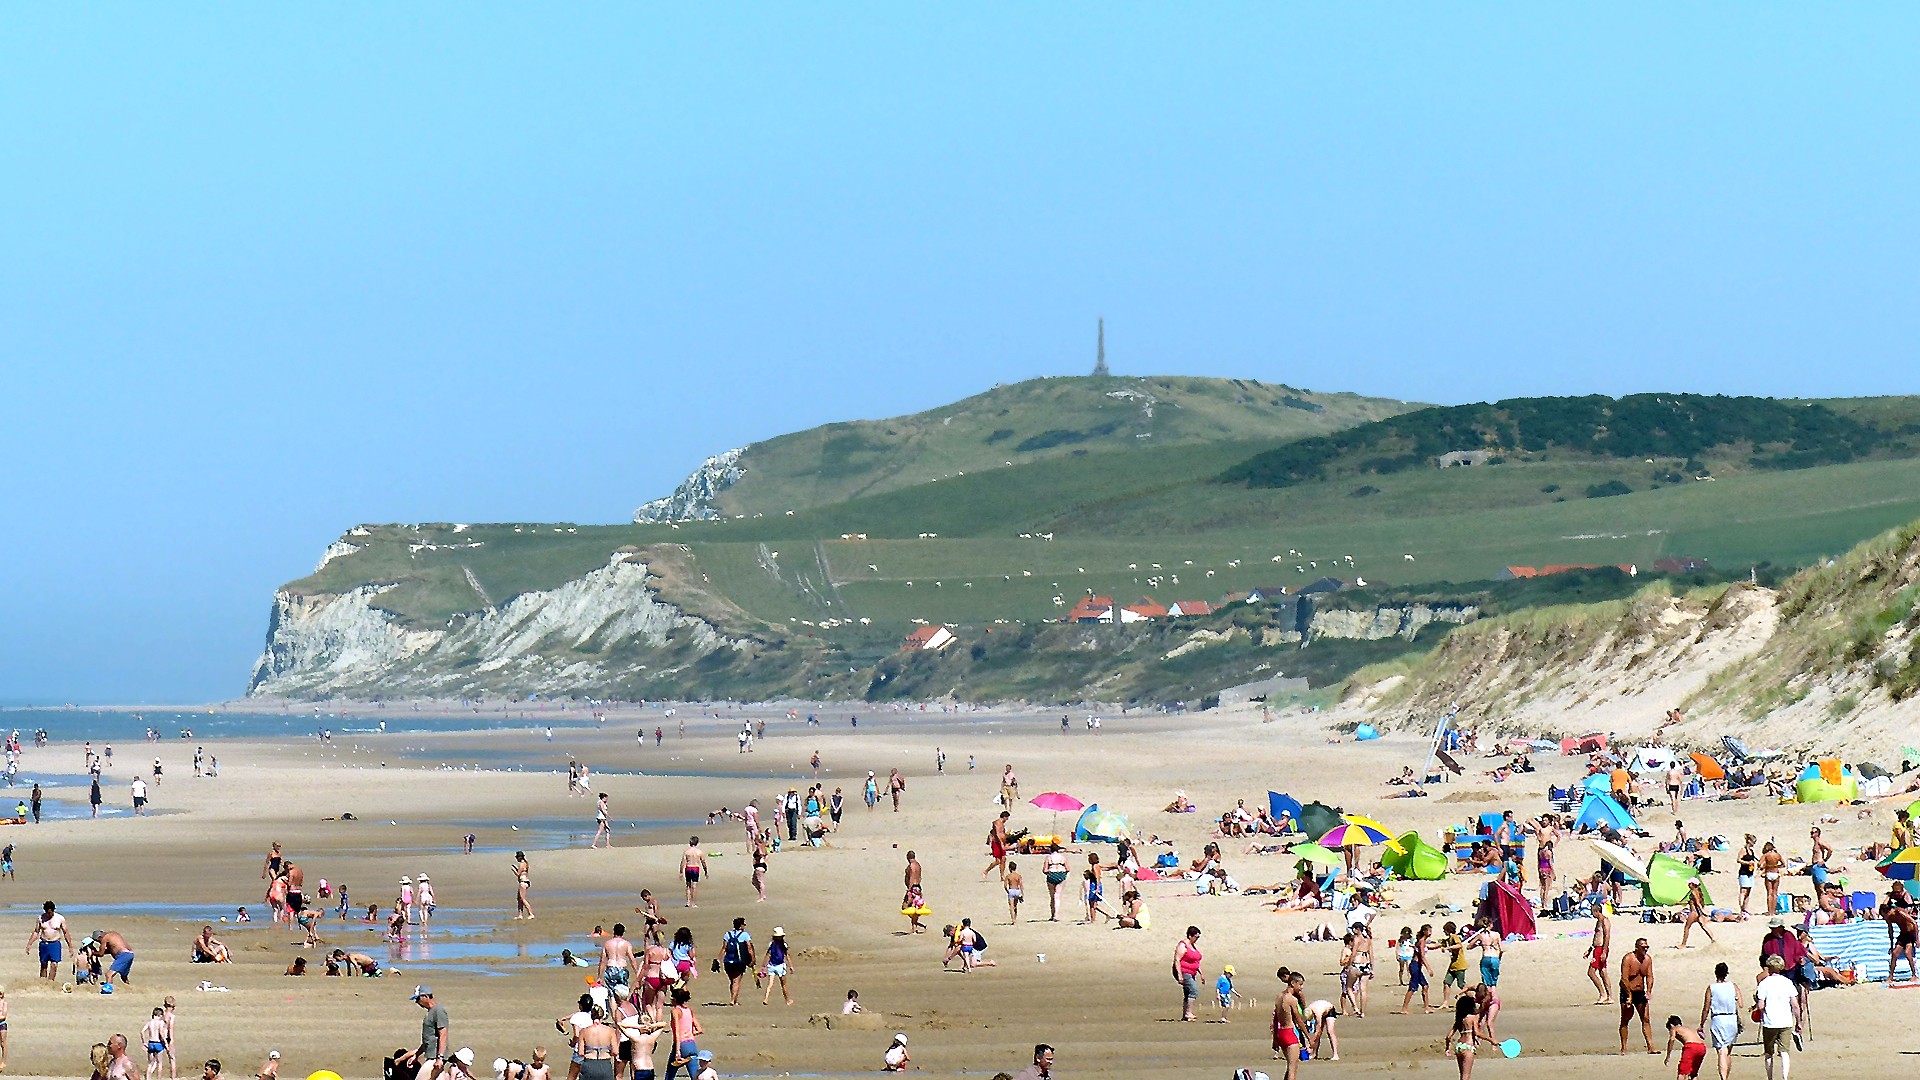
[309,1072,342,1080]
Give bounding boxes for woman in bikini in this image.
[1449,993,1479,1080]
[574,1007,618,1080]
[514,852,534,920]
[640,938,673,1016]
[1759,841,1784,916]
[1736,835,1758,914]
[1042,849,1071,921]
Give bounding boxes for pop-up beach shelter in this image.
[1074,804,1132,843]
[1640,853,1710,907]
[1794,760,1860,803]
[1573,789,1638,833]
[1382,830,1448,881]
[1689,753,1725,782]
[1476,880,1536,939]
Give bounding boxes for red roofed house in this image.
[1167,600,1214,617]
[1063,595,1115,623]
[1119,598,1167,623]
[902,625,956,652]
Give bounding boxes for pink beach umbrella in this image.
[1029,791,1086,835]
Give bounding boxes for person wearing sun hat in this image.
[1217,963,1239,1019]
[882,1034,909,1072]
[400,878,416,924]
[693,1050,716,1080]
[418,875,436,928]
[762,928,794,1006]
[399,985,449,1080]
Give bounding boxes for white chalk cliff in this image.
[633,449,746,523]
[248,553,746,697]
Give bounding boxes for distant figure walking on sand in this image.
[592,793,612,849]
[888,769,906,812]
[681,838,708,908]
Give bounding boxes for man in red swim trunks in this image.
[1272,974,1305,1079]
[1586,903,1611,1004]
[981,811,1011,881]
[1663,1016,1707,1079]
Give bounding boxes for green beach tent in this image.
[1383,830,1448,881]
[1640,852,1710,907]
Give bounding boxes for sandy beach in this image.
[1,702,1910,1079]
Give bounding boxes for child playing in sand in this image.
[1217,965,1241,1022]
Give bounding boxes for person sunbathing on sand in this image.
[1164,793,1195,814]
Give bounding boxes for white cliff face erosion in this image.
[248,554,747,697]
[633,448,747,523]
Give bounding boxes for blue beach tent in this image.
[1573,790,1638,833]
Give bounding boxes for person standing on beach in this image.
[29,783,40,824]
[130,776,148,816]
[982,811,1011,881]
[1620,937,1656,1055]
[403,985,450,1080]
[936,748,945,774]
[1396,924,1434,1014]
[782,790,800,841]
[1700,963,1739,1080]
[141,1007,170,1080]
[681,838,707,908]
[1270,968,1303,1066]
[1042,849,1070,921]
[90,776,102,818]
[599,923,635,996]
[1000,765,1018,806]
[1002,861,1024,924]
[864,772,878,810]
[1754,955,1799,1080]
[162,995,179,1080]
[1759,842,1784,916]
[513,852,534,920]
[720,919,754,1005]
[1011,1045,1053,1080]
[1587,904,1613,1004]
[1173,925,1203,1022]
[1678,878,1715,948]
[761,927,794,1006]
[888,769,906,812]
[284,862,305,921]
[28,900,72,979]
[592,794,612,850]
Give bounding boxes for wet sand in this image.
[2,704,1908,1078]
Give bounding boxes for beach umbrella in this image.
[1268,791,1304,828]
[1029,791,1085,837]
[1297,801,1343,841]
[1319,821,1391,848]
[1877,848,1920,882]
[1341,814,1404,853]
[1289,843,1344,868]
[1587,837,1649,882]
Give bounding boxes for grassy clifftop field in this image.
[635,375,1419,521]
[259,384,1920,704]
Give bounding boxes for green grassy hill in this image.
[266,387,1920,702]
[637,375,1418,520]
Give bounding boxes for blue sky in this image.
[3,7,1918,702]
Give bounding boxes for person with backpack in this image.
[720,919,755,1006]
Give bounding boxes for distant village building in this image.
[1063,595,1115,623]
[1244,585,1290,603]
[1436,450,1494,468]
[901,625,956,652]
[1118,598,1167,623]
[1167,600,1215,617]
[1296,576,1350,595]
